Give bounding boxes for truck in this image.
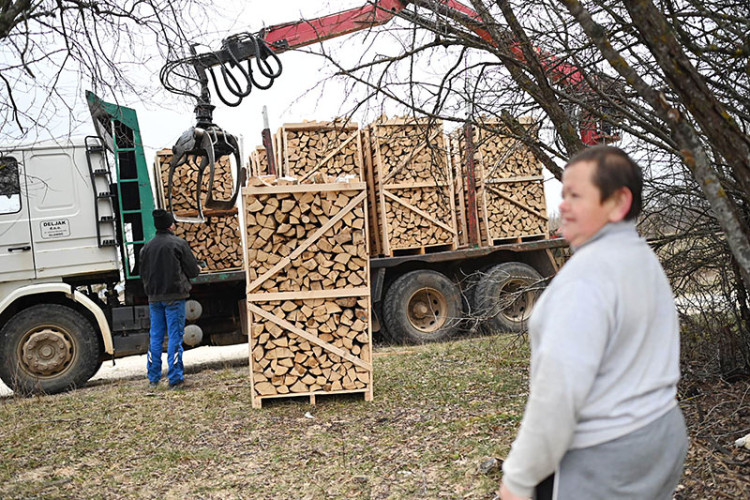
[0,0,610,395]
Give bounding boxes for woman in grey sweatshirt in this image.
[500,147,688,500]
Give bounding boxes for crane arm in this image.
[256,0,587,93]
[160,0,617,220]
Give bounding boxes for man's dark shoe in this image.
[168,380,185,390]
[148,381,159,388]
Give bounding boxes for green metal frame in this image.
[86,91,156,280]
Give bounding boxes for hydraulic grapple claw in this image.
[168,123,244,223]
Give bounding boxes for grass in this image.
[0,335,530,500]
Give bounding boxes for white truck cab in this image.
[0,138,119,394]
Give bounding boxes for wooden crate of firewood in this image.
[242,180,373,408]
[276,120,364,183]
[450,119,548,246]
[153,149,243,272]
[366,116,458,256]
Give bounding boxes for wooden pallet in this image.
[367,116,458,256]
[242,181,374,409]
[276,120,364,183]
[250,388,369,408]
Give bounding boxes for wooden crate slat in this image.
[363,126,383,256]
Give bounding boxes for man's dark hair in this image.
[566,146,643,221]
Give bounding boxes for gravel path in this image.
[0,343,249,397]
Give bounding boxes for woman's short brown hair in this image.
[566,146,643,221]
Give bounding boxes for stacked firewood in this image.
[249,146,270,177]
[248,296,372,397]
[366,116,458,256]
[154,149,235,213]
[450,119,548,245]
[277,121,363,182]
[153,149,243,271]
[243,180,373,407]
[172,215,243,270]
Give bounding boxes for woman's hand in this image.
[499,482,530,500]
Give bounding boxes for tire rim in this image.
[19,327,75,377]
[407,287,448,333]
[499,280,537,323]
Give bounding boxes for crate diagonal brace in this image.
[383,190,457,234]
[484,185,548,221]
[299,133,358,182]
[248,303,372,371]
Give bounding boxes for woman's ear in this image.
[607,187,633,223]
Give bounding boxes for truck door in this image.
[24,143,118,278]
[0,156,36,282]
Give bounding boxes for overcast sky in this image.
[8,0,563,214]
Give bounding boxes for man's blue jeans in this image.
[147,300,186,385]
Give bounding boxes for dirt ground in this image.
[677,374,750,498]
[0,336,748,498]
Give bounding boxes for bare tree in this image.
[304,0,749,376]
[0,0,210,141]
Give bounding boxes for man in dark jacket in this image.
[140,209,200,389]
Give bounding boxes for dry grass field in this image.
[0,335,747,499]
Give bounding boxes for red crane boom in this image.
[255,0,614,145]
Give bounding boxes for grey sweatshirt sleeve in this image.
[502,278,611,498]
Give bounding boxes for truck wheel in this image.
[0,304,101,395]
[474,262,543,333]
[383,270,462,344]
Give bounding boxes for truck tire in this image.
[474,262,543,334]
[0,304,101,395]
[383,270,462,344]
